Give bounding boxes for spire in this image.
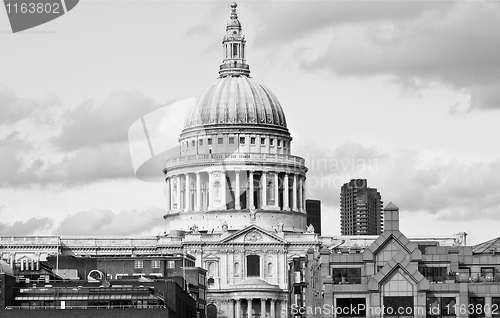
[219,2,250,77]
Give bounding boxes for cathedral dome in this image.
[182,75,288,132]
[181,2,288,135]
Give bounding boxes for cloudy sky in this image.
[1,1,499,244]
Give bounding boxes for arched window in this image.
[208,262,215,276]
[247,255,260,277]
[207,303,217,318]
[268,262,273,277]
[234,262,240,276]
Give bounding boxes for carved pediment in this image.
[220,225,287,244]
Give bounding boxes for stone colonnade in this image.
[222,297,286,318]
[165,170,305,213]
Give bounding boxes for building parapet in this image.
[165,153,306,170]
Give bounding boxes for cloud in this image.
[0,131,136,188]
[297,2,500,110]
[56,206,166,236]
[302,141,389,207]
[0,132,46,188]
[302,143,500,221]
[251,1,454,48]
[0,84,63,126]
[381,151,500,220]
[0,88,174,188]
[53,91,165,151]
[0,217,53,235]
[0,206,167,236]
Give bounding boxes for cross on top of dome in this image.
[220,2,250,77]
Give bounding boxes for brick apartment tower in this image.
[340,179,383,235]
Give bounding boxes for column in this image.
[300,175,306,213]
[208,171,214,210]
[247,298,253,318]
[262,172,267,209]
[195,172,201,211]
[170,175,176,211]
[270,299,276,318]
[184,173,190,212]
[283,173,290,211]
[274,173,280,209]
[486,297,493,318]
[292,174,298,211]
[36,252,40,271]
[221,170,227,209]
[236,299,242,318]
[249,171,255,210]
[235,170,241,210]
[298,176,303,212]
[283,298,289,318]
[165,177,171,213]
[229,299,235,318]
[176,175,181,211]
[261,299,267,318]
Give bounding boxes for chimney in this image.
[384,202,399,232]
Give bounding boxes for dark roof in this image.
[473,237,500,254]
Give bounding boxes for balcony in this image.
[165,153,306,170]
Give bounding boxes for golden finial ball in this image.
[231,2,237,9]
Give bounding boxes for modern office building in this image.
[340,179,383,235]
[305,203,498,318]
[305,199,322,235]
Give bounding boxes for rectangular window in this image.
[199,139,203,146]
[134,260,143,269]
[277,139,281,147]
[151,260,160,269]
[207,138,212,146]
[218,137,223,145]
[270,138,274,146]
[331,268,361,284]
[247,255,260,277]
[261,138,265,145]
[167,260,175,269]
[418,266,447,282]
[229,137,234,144]
[337,298,366,317]
[384,296,414,317]
[481,267,495,281]
[469,297,485,317]
[427,297,456,317]
[492,298,500,317]
[191,140,195,147]
[250,137,256,145]
[239,137,245,144]
[233,43,238,57]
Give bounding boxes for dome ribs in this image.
[254,81,271,125]
[226,76,238,124]
[245,76,262,124]
[260,84,279,126]
[181,76,289,133]
[196,82,214,127]
[240,76,252,124]
[204,81,217,125]
[213,77,228,124]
